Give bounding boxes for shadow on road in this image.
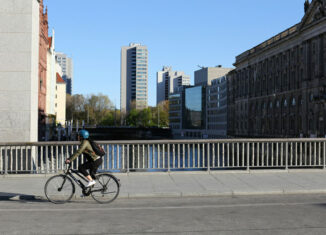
[0,192,47,203]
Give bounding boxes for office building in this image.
[169,67,232,139]
[121,43,148,114]
[195,66,232,86]
[228,0,326,138]
[55,52,73,95]
[206,76,228,138]
[0,0,40,142]
[157,66,190,105]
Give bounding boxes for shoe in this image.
[86,180,96,187]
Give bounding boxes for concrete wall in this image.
[0,0,39,142]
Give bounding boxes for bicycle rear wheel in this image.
[44,175,75,204]
[91,174,120,204]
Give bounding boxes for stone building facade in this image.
[228,0,326,138]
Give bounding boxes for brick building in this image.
[38,0,49,140]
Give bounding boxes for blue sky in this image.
[45,0,305,108]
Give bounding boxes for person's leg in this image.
[90,158,103,178]
[78,161,93,181]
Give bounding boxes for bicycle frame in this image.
[62,164,92,196]
[62,164,106,196]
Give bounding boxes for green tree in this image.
[66,93,115,125]
[100,111,115,126]
[126,109,139,126]
[139,108,153,127]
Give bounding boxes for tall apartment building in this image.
[157,66,190,105]
[121,43,148,114]
[0,0,40,142]
[55,52,73,95]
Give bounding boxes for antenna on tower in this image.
[197,65,205,69]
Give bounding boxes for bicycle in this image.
[44,163,120,204]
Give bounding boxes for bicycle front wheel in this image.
[44,175,75,204]
[91,174,120,204]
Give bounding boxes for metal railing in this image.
[1,139,326,174]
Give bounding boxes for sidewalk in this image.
[2,170,326,201]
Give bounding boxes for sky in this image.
[45,0,305,108]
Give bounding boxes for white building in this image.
[157,66,190,105]
[46,29,56,116]
[121,43,148,114]
[55,73,66,126]
[55,52,73,95]
[0,0,40,142]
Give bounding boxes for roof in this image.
[56,73,65,83]
[48,37,52,48]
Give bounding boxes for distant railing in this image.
[1,139,326,174]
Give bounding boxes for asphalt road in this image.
[2,195,326,234]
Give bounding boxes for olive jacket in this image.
[69,140,98,162]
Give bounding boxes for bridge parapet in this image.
[1,139,326,174]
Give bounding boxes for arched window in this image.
[284,99,288,107]
[291,97,296,106]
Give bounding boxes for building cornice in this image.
[234,0,326,67]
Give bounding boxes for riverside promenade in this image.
[2,170,326,201]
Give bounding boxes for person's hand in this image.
[65,159,71,164]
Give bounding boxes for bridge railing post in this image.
[323,141,326,170]
[207,143,210,173]
[247,142,250,172]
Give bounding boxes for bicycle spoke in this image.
[44,175,74,204]
[91,174,120,204]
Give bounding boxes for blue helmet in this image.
[78,129,89,139]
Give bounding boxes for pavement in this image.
[2,170,326,201]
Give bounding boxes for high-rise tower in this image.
[121,43,148,114]
[55,52,73,95]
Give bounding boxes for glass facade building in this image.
[183,86,206,129]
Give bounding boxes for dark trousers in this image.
[78,158,102,178]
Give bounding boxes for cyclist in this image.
[65,130,102,187]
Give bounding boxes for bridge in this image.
[1,138,326,200]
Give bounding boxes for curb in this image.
[5,189,326,202]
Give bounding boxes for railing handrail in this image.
[1,138,326,146]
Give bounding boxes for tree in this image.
[139,108,153,127]
[100,111,115,126]
[126,109,139,126]
[66,93,115,125]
